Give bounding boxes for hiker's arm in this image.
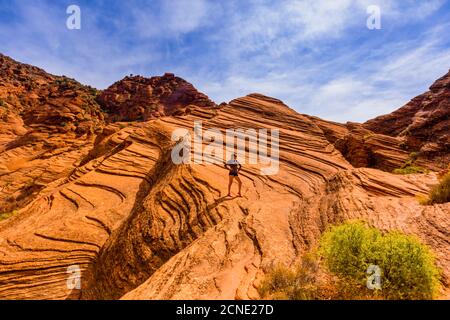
[238,164,242,171]
[224,163,229,170]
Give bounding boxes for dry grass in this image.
[258,254,328,300]
[423,173,450,205]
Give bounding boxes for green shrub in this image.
[377,232,440,299]
[0,98,4,107]
[393,165,428,175]
[320,221,440,300]
[426,173,450,205]
[320,222,382,282]
[0,210,18,222]
[393,153,428,175]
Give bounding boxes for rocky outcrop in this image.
[97,74,217,122]
[0,54,104,135]
[0,56,449,300]
[0,54,104,214]
[305,116,439,172]
[364,70,450,166]
[303,70,450,172]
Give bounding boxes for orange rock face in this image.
[0,54,104,214]
[0,55,449,300]
[305,117,436,172]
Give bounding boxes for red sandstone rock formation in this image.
[305,116,436,172]
[364,70,450,166]
[97,73,217,122]
[0,55,449,300]
[0,54,104,214]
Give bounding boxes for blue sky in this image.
[0,0,449,122]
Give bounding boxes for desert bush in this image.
[377,232,440,299]
[0,98,4,107]
[0,210,18,222]
[319,222,440,300]
[425,173,450,205]
[258,264,296,299]
[258,254,324,300]
[393,154,428,175]
[320,222,382,283]
[393,165,428,175]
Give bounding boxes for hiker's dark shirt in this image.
[226,160,241,176]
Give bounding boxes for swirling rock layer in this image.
[0,56,449,300]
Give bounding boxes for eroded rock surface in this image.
[0,56,449,300]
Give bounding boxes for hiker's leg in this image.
[236,177,242,196]
[227,176,234,196]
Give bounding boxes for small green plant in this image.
[87,87,98,96]
[422,173,450,205]
[0,210,18,222]
[319,221,440,300]
[0,98,4,107]
[393,165,428,175]
[409,152,419,161]
[393,154,428,175]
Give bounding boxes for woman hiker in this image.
[225,154,242,197]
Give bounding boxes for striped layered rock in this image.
[0,56,449,300]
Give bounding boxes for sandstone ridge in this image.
[0,54,449,300]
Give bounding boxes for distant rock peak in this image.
[364,69,450,162]
[97,73,217,122]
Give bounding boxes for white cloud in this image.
[216,0,445,60]
[192,0,448,122]
[162,0,210,34]
[381,0,445,21]
[192,18,450,123]
[131,0,214,38]
[286,0,356,40]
